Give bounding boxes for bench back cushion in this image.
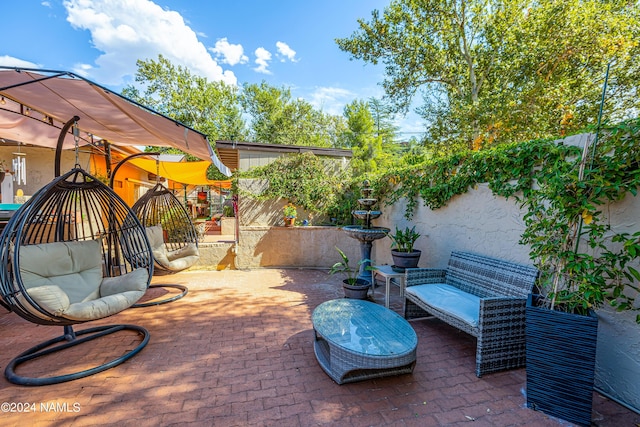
[446,251,538,298]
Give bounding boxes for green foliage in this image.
[387,225,421,252]
[283,203,297,218]
[337,0,640,152]
[342,99,400,176]
[222,205,234,217]
[329,246,368,285]
[123,55,247,143]
[371,120,640,321]
[236,152,351,216]
[517,120,640,320]
[240,81,343,147]
[373,138,563,218]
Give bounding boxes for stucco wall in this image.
[234,226,372,270]
[592,191,640,412]
[372,182,531,268]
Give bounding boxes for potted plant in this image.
[387,225,422,271]
[329,246,370,299]
[283,203,297,227]
[518,126,640,427]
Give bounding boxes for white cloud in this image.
[62,0,236,86]
[254,47,272,74]
[309,86,354,115]
[275,41,297,62]
[0,56,40,68]
[210,38,248,66]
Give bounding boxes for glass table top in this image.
[312,299,417,356]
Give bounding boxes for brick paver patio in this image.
[0,268,638,426]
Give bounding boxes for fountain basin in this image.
[352,210,382,221]
[357,198,378,208]
[342,225,390,242]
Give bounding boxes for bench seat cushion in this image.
[406,283,480,328]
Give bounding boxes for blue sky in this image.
[1,0,424,138]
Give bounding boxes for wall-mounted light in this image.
[0,97,5,105]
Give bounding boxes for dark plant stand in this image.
[525,294,598,427]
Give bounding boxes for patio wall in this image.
[234,226,373,270]
[224,132,640,413]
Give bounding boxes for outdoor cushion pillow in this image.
[145,225,165,252]
[19,240,103,303]
[166,243,199,262]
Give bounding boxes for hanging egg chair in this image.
[111,154,198,306]
[0,119,153,386]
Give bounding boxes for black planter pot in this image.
[343,278,370,300]
[391,249,421,271]
[525,294,598,427]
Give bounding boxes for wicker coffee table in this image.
[311,299,418,384]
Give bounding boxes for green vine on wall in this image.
[234,152,353,219]
[372,119,640,320]
[371,137,581,218]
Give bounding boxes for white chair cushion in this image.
[166,243,199,262]
[158,254,199,271]
[145,225,165,252]
[19,240,103,303]
[17,240,149,321]
[20,285,70,319]
[406,283,480,327]
[146,226,199,271]
[100,268,149,297]
[62,268,149,321]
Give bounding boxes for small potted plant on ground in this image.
[329,246,370,299]
[283,203,297,227]
[387,225,422,271]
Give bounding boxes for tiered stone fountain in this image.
[342,181,390,286]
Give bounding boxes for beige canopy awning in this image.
[0,67,231,177]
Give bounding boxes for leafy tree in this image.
[368,97,399,145]
[240,81,340,147]
[336,0,640,153]
[123,55,247,146]
[343,99,383,175]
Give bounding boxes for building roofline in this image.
[215,140,352,158]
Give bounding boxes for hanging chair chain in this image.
[155,158,160,184]
[73,119,80,168]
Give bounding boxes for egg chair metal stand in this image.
[110,153,198,307]
[0,118,154,385]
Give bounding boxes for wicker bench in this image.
[403,251,538,377]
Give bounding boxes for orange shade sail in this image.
[128,157,231,188]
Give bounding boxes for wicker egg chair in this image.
[111,154,197,306]
[0,166,154,386]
